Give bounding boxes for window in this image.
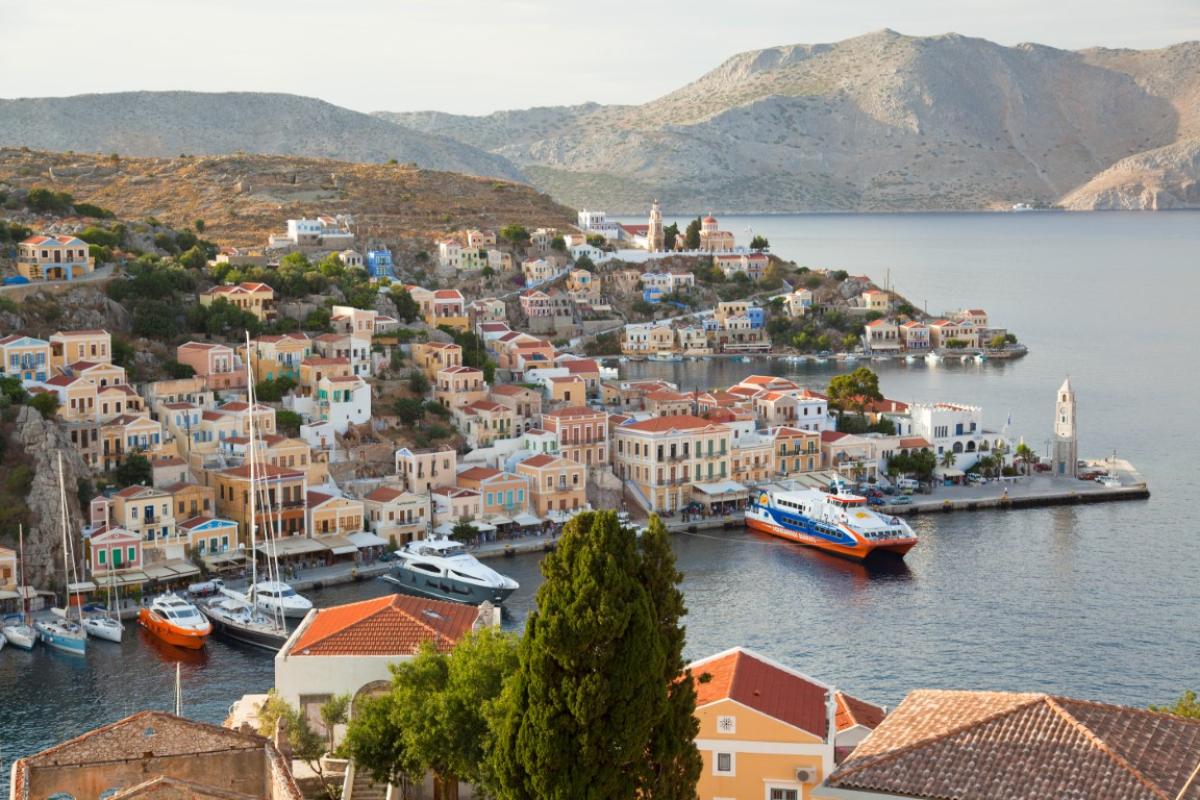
[97,549,107,565]
[768,789,798,800]
[127,546,136,563]
[714,752,734,775]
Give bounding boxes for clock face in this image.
[717,715,736,733]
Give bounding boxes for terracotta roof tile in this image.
[690,648,831,738]
[289,594,476,656]
[836,691,887,732]
[622,414,722,434]
[827,690,1200,800]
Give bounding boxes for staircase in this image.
[342,761,390,800]
[623,479,653,515]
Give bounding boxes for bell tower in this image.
[1051,377,1077,477]
[647,199,664,252]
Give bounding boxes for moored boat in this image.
[82,614,124,643]
[139,593,212,649]
[35,617,87,655]
[201,594,289,651]
[745,487,918,560]
[2,614,36,650]
[924,352,943,365]
[382,538,519,605]
[248,581,313,619]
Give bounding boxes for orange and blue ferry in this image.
[745,487,918,560]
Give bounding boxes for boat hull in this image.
[138,608,210,650]
[202,609,289,652]
[745,513,917,561]
[83,617,124,643]
[35,621,87,655]
[3,625,36,650]
[382,567,516,605]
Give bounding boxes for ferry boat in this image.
[138,593,212,649]
[382,538,519,605]
[745,487,918,560]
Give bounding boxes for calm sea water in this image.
[3,212,1198,783]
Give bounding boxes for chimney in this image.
[473,601,501,630]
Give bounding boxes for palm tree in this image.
[939,450,957,470]
[1015,442,1036,474]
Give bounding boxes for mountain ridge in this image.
[378,31,1200,212]
[0,90,524,181]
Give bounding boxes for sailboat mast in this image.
[56,453,78,612]
[174,662,182,716]
[18,524,27,621]
[245,331,258,594]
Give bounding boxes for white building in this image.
[437,238,463,270]
[317,374,371,433]
[908,402,1000,467]
[577,209,622,239]
[275,594,495,733]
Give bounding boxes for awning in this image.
[487,515,513,526]
[471,521,497,533]
[513,512,543,527]
[691,479,749,497]
[318,535,359,555]
[255,537,329,557]
[433,522,456,537]
[95,570,150,588]
[0,590,20,601]
[348,531,389,549]
[202,551,246,566]
[935,467,965,478]
[67,581,98,594]
[142,559,201,582]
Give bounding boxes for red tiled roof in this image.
[543,406,604,419]
[690,648,831,738]
[836,691,887,732]
[899,437,932,449]
[822,430,849,443]
[826,690,1200,800]
[519,454,558,468]
[288,594,477,657]
[457,466,501,482]
[364,486,406,502]
[562,359,599,374]
[306,491,333,507]
[489,384,528,396]
[622,414,721,434]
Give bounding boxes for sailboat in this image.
[3,525,37,650]
[34,454,88,655]
[201,331,292,651]
[82,580,124,643]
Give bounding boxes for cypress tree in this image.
[490,511,666,800]
[638,514,702,799]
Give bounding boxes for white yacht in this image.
[249,581,313,619]
[383,538,519,605]
[202,593,289,651]
[924,351,943,365]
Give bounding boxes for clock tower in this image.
[1051,377,1077,478]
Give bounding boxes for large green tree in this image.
[1151,690,1200,720]
[490,510,667,800]
[684,217,702,250]
[638,515,702,799]
[827,367,883,417]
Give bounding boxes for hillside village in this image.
[0,176,1028,597]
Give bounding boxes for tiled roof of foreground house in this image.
[287,594,477,657]
[825,689,1200,800]
[10,710,301,800]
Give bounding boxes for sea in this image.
[2,211,1198,782]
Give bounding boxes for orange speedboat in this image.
[138,593,212,649]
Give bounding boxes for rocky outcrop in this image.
[11,405,92,590]
[1059,138,1200,210]
[0,285,131,337]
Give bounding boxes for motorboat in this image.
[201,594,289,651]
[138,593,212,649]
[35,616,86,655]
[648,351,682,362]
[905,354,916,364]
[2,614,36,650]
[974,353,987,363]
[924,352,943,365]
[382,538,519,605]
[248,581,313,619]
[746,487,918,561]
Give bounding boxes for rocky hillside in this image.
[1059,137,1200,209]
[0,149,575,248]
[379,31,1200,212]
[0,91,524,181]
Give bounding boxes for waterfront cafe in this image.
[691,479,750,516]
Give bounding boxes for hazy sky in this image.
[2,0,1196,115]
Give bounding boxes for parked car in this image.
[889,495,914,505]
[867,496,887,506]
[1,275,29,286]
[896,478,920,491]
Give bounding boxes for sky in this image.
[2,0,1197,115]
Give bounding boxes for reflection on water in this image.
[3,212,1199,790]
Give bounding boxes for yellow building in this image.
[241,333,312,382]
[363,485,430,544]
[49,329,111,371]
[612,414,733,512]
[17,234,95,282]
[306,491,365,536]
[199,281,275,321]
[690,647,886,800]
[411,341,463,380]
[515,454,586,515]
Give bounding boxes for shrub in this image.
[28,392,60,420]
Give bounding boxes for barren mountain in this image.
[380,31,1200,212]
[0,149,574,248]
[1060,137,1200,209]
[0,91,524,181]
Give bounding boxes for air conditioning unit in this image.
[795,767,818,784]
